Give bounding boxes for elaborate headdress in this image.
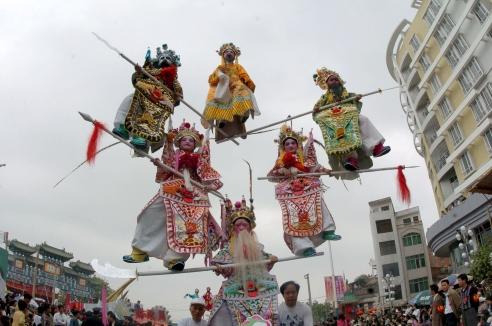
[145,44,181,67]
[168,120,203,148]
[312,67,345,90]
[217,42,241,57]
[223,197,256,239]
[274,124,307,168]
[275,124,307,149]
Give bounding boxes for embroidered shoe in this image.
[130,137,148,151]
[112,124,130,140]
[122,254,149,263]
[170,261,185,271]
[373,143,391,157]
[322,230,342,241]
[302,248,317,257]
[343,157,359,171]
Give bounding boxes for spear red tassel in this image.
[86,121,105,164]
[397,165,411,205]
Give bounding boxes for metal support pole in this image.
[328,241,337,311]
[304,273,312,306]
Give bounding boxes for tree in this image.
[470,243,492,283]
[89,276,114,301]
[311,301,334,323]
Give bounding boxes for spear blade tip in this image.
[78,111,94,122]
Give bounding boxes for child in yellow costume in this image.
[202,43,260,142]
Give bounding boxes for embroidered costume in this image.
[123,121,223,271]
[208,198,279,326]
[312,68,390,174]
[113,44,183,152]
[202,43,260,142]
[267,125,341,257]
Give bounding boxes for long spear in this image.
[216,86,399,144]
[92,32,240,146]
[78,112,225,200]
[257,165,419,180]
[90,252,324,279]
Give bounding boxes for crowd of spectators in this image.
[0,293,136,326]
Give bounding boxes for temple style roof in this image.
[39,242,73,261]
[9,239,37,256]
[69,261,95,275]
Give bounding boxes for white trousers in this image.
[287,199,336,256]
[131,195,190,266]
[359,114,385,155]
[114,94,133,128]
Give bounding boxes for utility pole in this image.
[32,247,40,298]
[304,273,312,306]
[328,241,337,311]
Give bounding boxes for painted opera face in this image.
[283,138,298,154]
[223,49,236,63]
[327,75,341,89]
[179,136,196,153]
[233,218,251,234]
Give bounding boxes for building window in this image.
[382,263,400,277]
[376,219,393,234]
[419,55,431,72]
[409,277,429,294]
[403,218,411,225]
[448,122,463,146]
[450,174,459,190]
[381,205,390,211]
[393,284,403,300]
[413,216,419,223]
[379,240,397,256]
[429,74,441,93]
[473,1,490,24]
[459,151,474,176]
[406,254,426,270]
[471,83,492,123]
[458,58,484,94]
[484,128,492,152]
[438,97,453,119]
[445,34,469,67]
[410,35,421,52]
[434,14,455,46]
[423,0,442,26]
[436,149,450,171]
[403,233,422,246]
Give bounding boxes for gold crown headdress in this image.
[168,120,203,148]
[312,67,345,90]
[224,197,256,237]
[217,42,241,57]
[275,124,307,149]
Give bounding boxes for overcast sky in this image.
[0,0,430,320]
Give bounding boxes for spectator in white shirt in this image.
[278,281,313,326]
[177,298,207,326]
[54,305,68,326]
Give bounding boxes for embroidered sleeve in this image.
[313,95,327,114]
[173,78,183,105]
[348,92,363,111]
[237,64,255,92]
[208,69,220,86]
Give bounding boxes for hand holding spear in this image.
[258,165,417,205]
[216,87,398,144]
[79,112,225,200]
